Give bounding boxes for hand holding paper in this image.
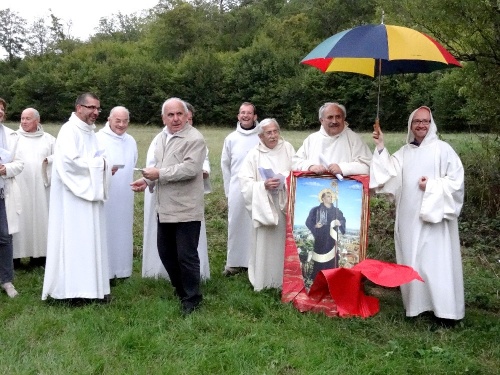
[258,167,286,190]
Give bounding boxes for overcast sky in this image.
[2,0,160,41]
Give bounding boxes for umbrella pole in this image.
[375,59,382,131]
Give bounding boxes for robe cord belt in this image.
[312,249,336,263]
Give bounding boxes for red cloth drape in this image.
[281,172,423,318]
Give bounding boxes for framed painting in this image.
[286,172,369,290]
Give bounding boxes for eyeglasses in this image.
[80,104,102,113]
[411,119,430,125]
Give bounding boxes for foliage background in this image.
[0,0,499,132]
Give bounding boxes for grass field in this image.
[1,123,498,374]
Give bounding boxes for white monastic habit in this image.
[42,113,112,300]
[12,125,55,259]
[239,138,295,291]
[292,125,372,175]
[0,124,23,234]
[142,131,211,280]
[221,123,260,269]
[369,107,465,320]
[96,122,138,278]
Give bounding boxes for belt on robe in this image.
[312,249,336,263]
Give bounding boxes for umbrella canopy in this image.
[301,24,461,78]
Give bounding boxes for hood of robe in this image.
[236,120,259,135]
[70,112,96,132]
[406,106,438,146]
[256,137,286,153]
[17,124,44,137]
[318,121,350,139]
[100,121,126,140]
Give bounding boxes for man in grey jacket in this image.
[131,98,207,315]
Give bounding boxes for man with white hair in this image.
[96,106,138,280]
[12,108,55,268]
[141,102,210,281]
[238,118,295,291]
[292,102,371,176]
[370,106,465,325]
[131,98,206,315]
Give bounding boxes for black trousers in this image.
[0,197,14,284]
[157,219,202,308]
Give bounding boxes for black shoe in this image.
[433,317,460,328]
[100,294,113,304]
[181,300,202,316]
[30,257,46,268]
[13,258,22,269]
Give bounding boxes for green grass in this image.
[1,123,498,374]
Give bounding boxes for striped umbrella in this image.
[301,22,461,122]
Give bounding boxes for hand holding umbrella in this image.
[372,123,385,152]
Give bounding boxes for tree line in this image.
[0,0,498,132]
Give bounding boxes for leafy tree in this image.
[0,8,27,62]
[377,0,500,129]
[145,1,219,60]
[26,17,51,56]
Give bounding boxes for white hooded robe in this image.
[42,113,111,300]
[370,106,465,319]
[96,123,138,278]
[13,125,55,259]
[142,131,211,280]
[221,122,260,268]
[239,138,295,291]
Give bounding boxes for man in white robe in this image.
[142,103,210,280]
[221,102,260,276]
[13,108,55,268]
[370,106,465,323]
[238,118,295,291]
[42,93,112,302]
[96,106,138,279]
[292,102,371,176]
[0,98,24,298]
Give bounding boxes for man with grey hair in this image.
[96,106,138,280]
[13,108,55,268]
[131,98,206,315]
[238,118,295,291]
[42,92,112,302]
[292,102,371,176]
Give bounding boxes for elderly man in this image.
[370,106,465,325]
[96,106,138,280]
[131,98,206,315]
[0,98,24,298]
[292,102,371,176]
[142,102,211,281]
[42,93,112,302]
[221,102,260,276]
[238,118,295,291]
[12,108,55,269]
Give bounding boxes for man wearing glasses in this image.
[370,106,465,326]
[42,93,112,303]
